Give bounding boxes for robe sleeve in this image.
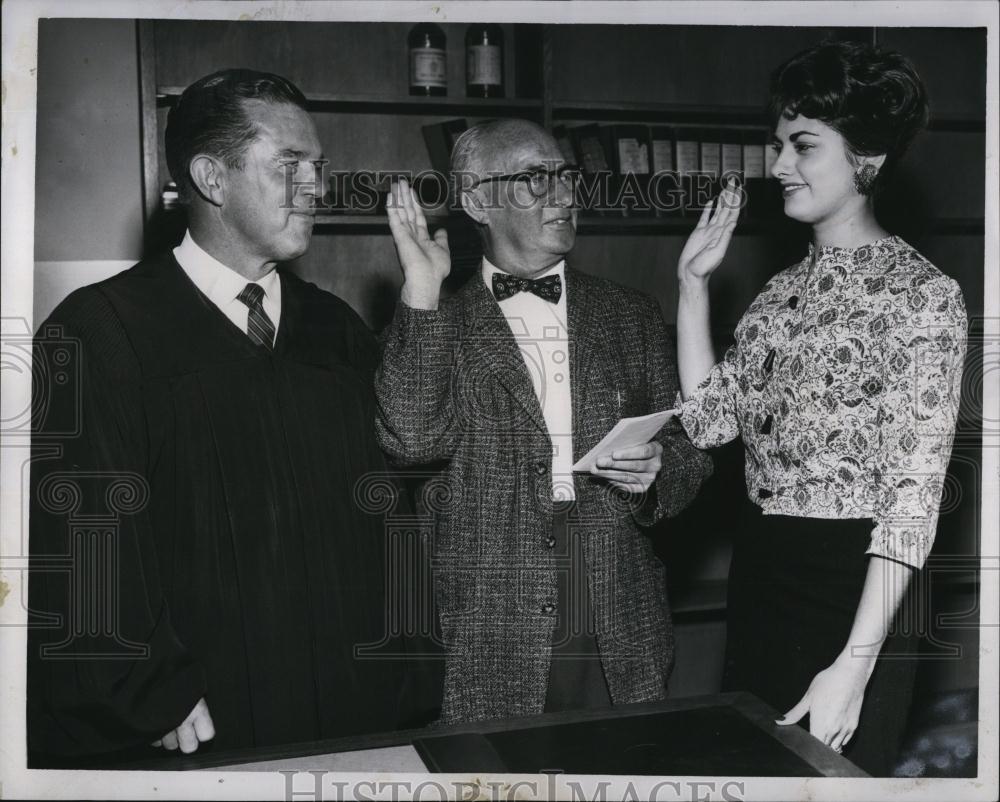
[28,288,206,758]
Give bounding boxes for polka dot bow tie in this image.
[491,272,563,303]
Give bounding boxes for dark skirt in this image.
[722,507,918,776]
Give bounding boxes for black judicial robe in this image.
[28,252,414,759]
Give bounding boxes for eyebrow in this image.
[770,130,820,146]
[518,161,566,172]
[276,148,326,161]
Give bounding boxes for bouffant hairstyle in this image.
[166,68,308,199]
[768,40,929,192]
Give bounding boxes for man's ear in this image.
[460,188,489,225]
[188,154,226,207]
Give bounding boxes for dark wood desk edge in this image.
[729,693,870,778]
[115,692,867,776]
[165,694,735,769]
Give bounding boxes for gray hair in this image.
[450,118,551,177]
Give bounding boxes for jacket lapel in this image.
[460,272,548,437]
[567,267,599,459]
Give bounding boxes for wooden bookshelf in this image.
[156,86,545,116]
[139,25,986,235]
[311,212,984,236]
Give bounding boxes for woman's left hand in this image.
[776,655,872,753]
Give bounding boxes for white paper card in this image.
[572,409,678,472]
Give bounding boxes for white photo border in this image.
[2,1,996,799]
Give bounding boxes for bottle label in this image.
[467,44,501,86]
[411,48,446,86]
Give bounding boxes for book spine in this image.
[721,130,743,181]
[675,128,701,216]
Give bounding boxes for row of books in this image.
[322,120,782,219]
[551,124,776,181]
[421,119,783,219]
[551,123,780,218]
[420,119,777,178]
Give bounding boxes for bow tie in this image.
[491,272,563,303]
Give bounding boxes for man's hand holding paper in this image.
[592,440,664,493]
[574,409,677,493]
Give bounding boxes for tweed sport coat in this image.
[375,266,712,725]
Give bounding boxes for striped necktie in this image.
[237,283,275,350]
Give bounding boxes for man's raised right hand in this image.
[387,178,451,310]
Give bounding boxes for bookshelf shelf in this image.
[554,100,770,127]
[156,92,984,129]
[552,99,984,133]
[312,213,984,236]
[156,86,544,116]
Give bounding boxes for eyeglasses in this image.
[472,165,581,198]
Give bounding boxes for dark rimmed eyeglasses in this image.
[472,165,582,198]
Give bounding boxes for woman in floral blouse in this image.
[675,41,967,775]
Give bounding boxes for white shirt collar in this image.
[173,231,282,344]
[173,230,280,310]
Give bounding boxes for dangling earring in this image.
[853,164,878,196]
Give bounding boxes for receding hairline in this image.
[452,118,560,175]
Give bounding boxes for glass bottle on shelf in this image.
[408,23,447,96]
[465,24,504,98]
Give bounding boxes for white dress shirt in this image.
[173,231,281,344]
[484,257,575,501]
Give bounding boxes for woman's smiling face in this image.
[769,113,869,227]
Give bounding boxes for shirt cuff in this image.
[397,300,443,320]
[866,519,933,570]
[674,389,712,447]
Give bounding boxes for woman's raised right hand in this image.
[677,178,741,283]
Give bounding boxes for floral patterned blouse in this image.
[679,235,967,569]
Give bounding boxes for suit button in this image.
[763,348,776,373]
[541,602,556,614]
[535,461,548,476]
[545,535,557,549]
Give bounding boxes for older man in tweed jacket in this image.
[377,119,712,725]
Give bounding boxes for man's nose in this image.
[550,173,575,207]
[297,161,322,200]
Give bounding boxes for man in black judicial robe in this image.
[27,69,424,764]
